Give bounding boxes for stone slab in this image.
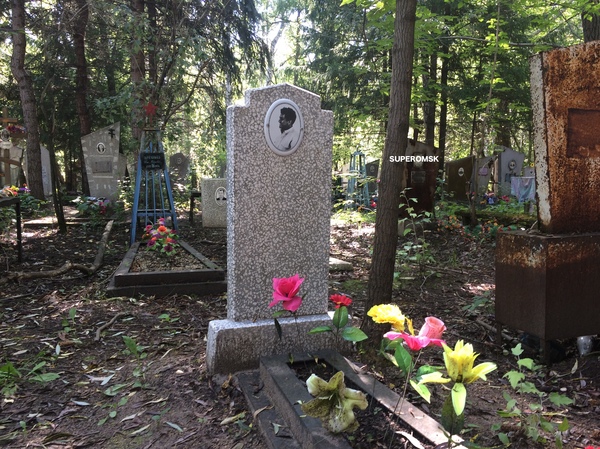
[328,257,352,272]
[206,314,337,374]
[237,370,301,449]
[257,350,465,449]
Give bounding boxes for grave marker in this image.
[200,178,227,228]
[81,123,126,201]
[206,83,336,374]
[404,140,439,213]
[495,146,525,195]
[496,41,600,356]
[530,41,600,234]
[169,152,189,187]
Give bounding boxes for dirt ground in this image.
[0,208,599,449]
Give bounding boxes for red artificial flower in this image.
[269,274,304,312]
[157,225,168,233]
[384,331,445,351]
[330,294,352,309]
[384,316,446,351]
[419,316,446,340]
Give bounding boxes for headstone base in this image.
[496,231,600,342]
[207,314,340,374]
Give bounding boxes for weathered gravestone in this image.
[169,152,189,188]
[82,123,126,201]
[206,84,337,374]
[445,156,491,201]
[445,156,473,201]
[496,41,600,353]
[365,160,379,196]
[495,146,525,195]
[404,140,439,214]
[200,178,226,228]
[523,166,535,178]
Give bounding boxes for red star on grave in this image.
[143,102,158,120]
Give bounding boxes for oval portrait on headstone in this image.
[264,99,304,156]
[96,142,106,154]
[215,186,227,206]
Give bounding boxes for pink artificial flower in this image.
[269,274,304,312]
[384,331,445,351]
[584,446,600,449]
[419,316,446,340]
[330,294,352,309]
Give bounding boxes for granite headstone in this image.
[82,123,126,201]
[206,83,336,373]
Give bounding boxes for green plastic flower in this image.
[301,371,368,433]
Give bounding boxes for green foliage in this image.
[331,209,376,225]
[73,196,114,228]
[494,343,573,447]
[396,192,435,271]
[5,0,598,199]
[441,394,465,437]
[158,313,180,324]
[0,355,60,397]
[17,192,46,217]
[61,308,78,334]
[0,189,46,236]
[122,336,148,361]
[436,198,533,243]
[462,290,494,315]
[309,305,368,349]
[122,335,149,385]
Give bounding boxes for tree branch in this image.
[0,220,114,285]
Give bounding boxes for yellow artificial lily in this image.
[443,340,497,384]
[367,304,406,332]
[418,340,497,417]
[419,371,451,384]
[301,371,368,433]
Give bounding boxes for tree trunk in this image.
[11,0,44,200]
[47,114,67,234]
[147,0,157,87]
[361,0,417,343]
[438,51,449,174]
[131,0,146,146]
[74,0,91,195]
[423,52,437,147]
[582,0,600,42]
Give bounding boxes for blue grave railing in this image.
[130,129,178,245]
[346,150,369,208]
